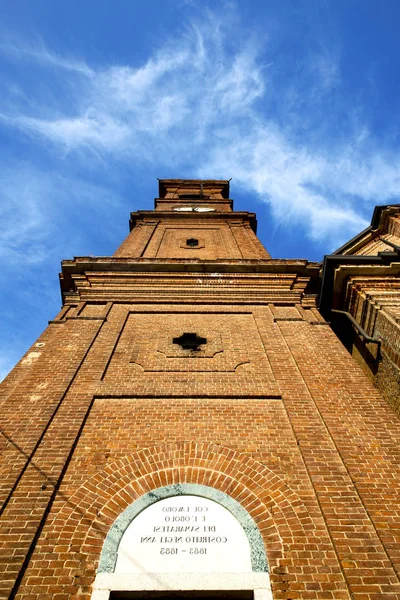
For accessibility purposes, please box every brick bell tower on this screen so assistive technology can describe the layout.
[1,180,400,600]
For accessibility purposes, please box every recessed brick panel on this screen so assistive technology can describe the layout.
[143,224,242,259]
[100,310,280,396]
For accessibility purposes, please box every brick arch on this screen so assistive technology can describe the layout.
[27,442,349,600]
[53,442,317,588]
[97,483,269,574]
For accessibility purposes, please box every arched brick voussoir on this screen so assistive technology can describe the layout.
[54,443,321,574]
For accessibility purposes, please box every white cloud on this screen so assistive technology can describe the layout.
[0,7,399,246]
[200,126,368,244]
[0,165,122,265]
[326,152,400,203]
[0,35,93,76]
[12,114,130,151]
[0,167,53,264]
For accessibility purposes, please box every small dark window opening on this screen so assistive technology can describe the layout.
[186,238,199,247]
[173,332,207,351]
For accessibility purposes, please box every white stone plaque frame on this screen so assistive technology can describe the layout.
[91,484,272,600]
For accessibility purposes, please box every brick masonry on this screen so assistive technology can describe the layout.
[1,180,400,599]
[323,205,400,415]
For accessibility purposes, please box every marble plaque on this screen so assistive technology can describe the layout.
[115,495,252,573]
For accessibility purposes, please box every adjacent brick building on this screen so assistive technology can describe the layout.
[1,180,400,600]
[320,203,400,415]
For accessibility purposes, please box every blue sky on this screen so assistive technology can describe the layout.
[1,0,400,380]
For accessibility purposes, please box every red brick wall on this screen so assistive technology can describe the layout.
[113,215,270,259]
[2,299,400,599]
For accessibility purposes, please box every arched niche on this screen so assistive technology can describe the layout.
[92,484,271,600]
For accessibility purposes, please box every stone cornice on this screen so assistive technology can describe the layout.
[129,210,258,232]
[59,257,320,306]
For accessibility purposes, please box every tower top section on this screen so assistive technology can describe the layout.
[155,179,232,212]
[110,178,272,259]
[158,179,230,198]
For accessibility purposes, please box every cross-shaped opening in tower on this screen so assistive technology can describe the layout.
[173,332,207,351]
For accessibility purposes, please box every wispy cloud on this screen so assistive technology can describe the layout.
[8,113,130,151]
[312,53,340,91]
[0,7,399,246]
[0,163,125,383]
[200,126,368,243]
[0,165,122,265]
[0,34,93,76]
[0,166,53,264]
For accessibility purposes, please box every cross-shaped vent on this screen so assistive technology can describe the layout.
[173,332,207,351]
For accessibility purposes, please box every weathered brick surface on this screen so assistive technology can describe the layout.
[1,181,399,599]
